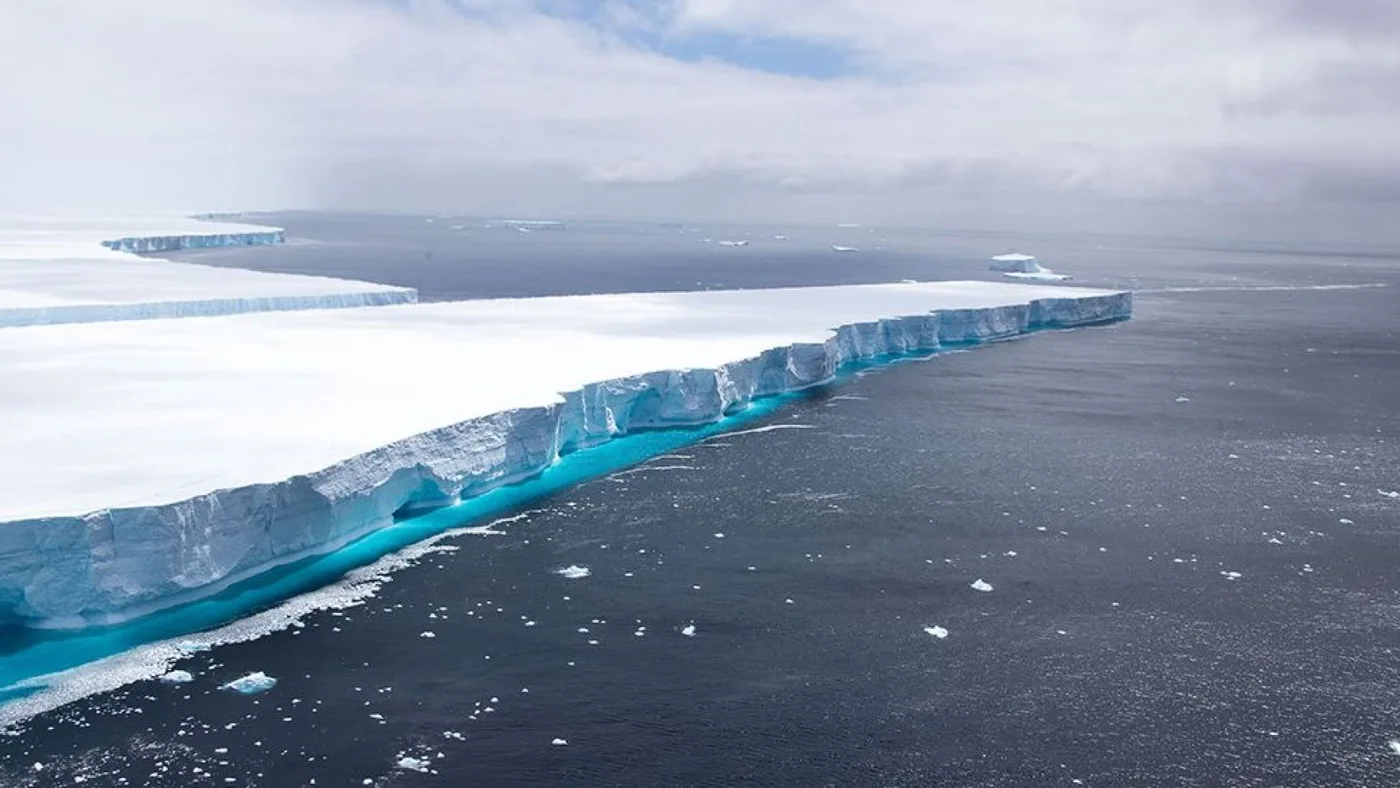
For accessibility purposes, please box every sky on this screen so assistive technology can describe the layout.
[1,0,1398,240]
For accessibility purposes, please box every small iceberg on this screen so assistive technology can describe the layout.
[221,672,277,695]
[681,624,697,637]
[989,253,1071,281]
[832,245,860,253]
[552,738,569,746]
[970,579,994,593]
[923,625,949,639]
[717,240,749,247]
[555,565,591,580]
[158,670,194,684]
[397,756,432,772]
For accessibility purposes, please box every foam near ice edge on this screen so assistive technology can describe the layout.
[0,289,1130,628]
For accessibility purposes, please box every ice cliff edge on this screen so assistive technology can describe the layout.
[100,227,285,254]
[0,285,1130,628]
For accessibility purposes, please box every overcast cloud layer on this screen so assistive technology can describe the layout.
[2,1,1397,238]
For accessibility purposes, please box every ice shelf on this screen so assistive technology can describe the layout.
[0,216,418,326]
[0,281,1129,627]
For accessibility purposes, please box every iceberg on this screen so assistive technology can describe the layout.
[0,279,1128,628]
[221,671,276,694]
[989,253,1071,282]
[0,217,417,326]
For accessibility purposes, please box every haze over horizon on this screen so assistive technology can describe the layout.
[3,1,1398,244]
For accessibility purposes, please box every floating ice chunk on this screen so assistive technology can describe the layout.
[1380,490,1400,499]
[420,631,436,638]
[1174,396,1191,403]
[552,738,568,746]
[1389,740,1400,756]
[1221,571,1242,581]
[396,756,431,772]
[221,672,277,695]
[555,565,591,580]
[717,240,748,247]
[970,579,994,593]
[831,245,860,253]
[990,253,1071,281]
[158,670,194,685]
[923,626,949,639]
[1339,518,1354,525]
[681,624,697,637]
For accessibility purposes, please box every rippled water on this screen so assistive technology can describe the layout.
[1,216,1397,786]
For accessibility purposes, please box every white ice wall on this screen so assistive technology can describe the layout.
[0,285,1130,627]
[0,217,418,326]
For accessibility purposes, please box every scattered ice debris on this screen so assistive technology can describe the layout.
[420,631,436,639]
[717,240,749,247]
[158,670,194,684]
[221,672,277,695]
[552,738,569,746]
[970,579,994,593]
[556,565,592,580]
[1381,490,1400,499]
[1174,396,1191,403]
[396,756,432,773]
[1221,571,1243,581]
[923,626,949,639]
[681,624,697,637]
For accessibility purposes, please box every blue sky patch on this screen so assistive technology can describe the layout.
[525,0,859,80]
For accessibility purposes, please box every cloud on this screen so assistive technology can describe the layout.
[1,0,1398,233]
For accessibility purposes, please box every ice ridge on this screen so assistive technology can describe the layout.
[0,291,1129,628]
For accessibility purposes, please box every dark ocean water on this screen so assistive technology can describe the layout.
[1,215,1398,786]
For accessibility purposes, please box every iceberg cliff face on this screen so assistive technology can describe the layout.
[100,229,286,253]
[0,290,418,328]
[0,218,417,327]
[0,288,1129,627]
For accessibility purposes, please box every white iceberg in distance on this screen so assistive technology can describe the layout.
[832,245,860,252]
[717,240,749,247]
[555,566,592,580]
[970,579,994,592]
[923,625,949,639]
[221,672,277,695]
[989,253,1071,282]
[158,670,194,684]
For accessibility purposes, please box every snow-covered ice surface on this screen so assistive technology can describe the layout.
[0,216,417,326]
[0,279,1127,627]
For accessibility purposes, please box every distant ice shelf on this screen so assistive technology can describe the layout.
[100,229,285,253]
[0,280,1130,627]
[0,216,418,326]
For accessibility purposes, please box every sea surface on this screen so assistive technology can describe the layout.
[1,215,1397,786]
